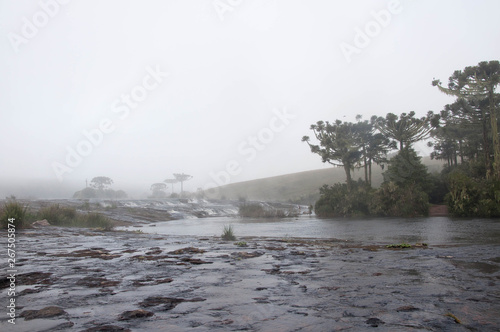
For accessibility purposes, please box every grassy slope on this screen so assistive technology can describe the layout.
[206,157,444,204]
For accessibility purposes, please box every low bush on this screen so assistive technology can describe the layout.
[239,203,297,218]
[370,182,429,218]
[1,200,29,228]
[445,171,500,217]
[386,243,412,248]
[78,212,114,230]
[221,224,236,241]
[37,204,114,229]
[314,182,372,218]
[38,205,76,226]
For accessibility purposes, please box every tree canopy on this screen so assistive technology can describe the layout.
[302,120,362,191]
[90,176,113,191]
[173,173,193,194]
[374,111,431,151]
[433,60,500,179]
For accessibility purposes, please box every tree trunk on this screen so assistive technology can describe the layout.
[363,147,368,184]
[482,108,492,178]
[490,89,500,180]
[368,158,372,187]
[399,140,404,151]
[343,163,352,192]
[459,139,464,163]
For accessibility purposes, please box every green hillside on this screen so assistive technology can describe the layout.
[205,157,444,204]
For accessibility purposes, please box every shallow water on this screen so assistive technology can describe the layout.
[120,215,500,245]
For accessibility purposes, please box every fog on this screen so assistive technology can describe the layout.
[1,0,499,198]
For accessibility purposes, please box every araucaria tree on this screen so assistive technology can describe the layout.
[374,111,431,151]
[355,115,393,186]
[90,176,113,191]
[433,60,500,180]
[163,178,178,194]
[173,173,193,195]
[302,120,362,191]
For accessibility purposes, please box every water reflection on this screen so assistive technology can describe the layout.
[120,216,500,245]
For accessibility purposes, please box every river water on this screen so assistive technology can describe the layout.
[121,215,500,245]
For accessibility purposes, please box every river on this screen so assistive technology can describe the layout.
[120,215,500,245]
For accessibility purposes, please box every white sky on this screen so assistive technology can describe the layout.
[1,0,499,196]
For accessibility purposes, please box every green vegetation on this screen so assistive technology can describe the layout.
[386,243,412,249]
[307,60,500,218]
[38,204,114,230]
[445,169,500,217]
[314,150,431,218]
[239,203,298,218]
[234,241,247,247]
[1,200,114,230]
[1,200,29,228]
[221,224,236,241]
[314,182,372,218]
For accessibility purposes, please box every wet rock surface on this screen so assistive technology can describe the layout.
[1,227,499,331]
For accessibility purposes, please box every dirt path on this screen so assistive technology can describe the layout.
[429,205,449,217]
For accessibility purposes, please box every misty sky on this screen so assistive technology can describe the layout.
[1,0,499,196]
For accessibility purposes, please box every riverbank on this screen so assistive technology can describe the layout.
[1,226,499,331]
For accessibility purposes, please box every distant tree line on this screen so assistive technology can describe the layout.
[304,60,500,218]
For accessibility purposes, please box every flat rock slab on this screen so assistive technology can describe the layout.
[118,309,154,320]
[20,306,67,320]
[2,227,499,331]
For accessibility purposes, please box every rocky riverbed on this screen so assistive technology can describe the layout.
[1,225,499,331]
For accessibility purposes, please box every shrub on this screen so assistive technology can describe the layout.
[38,205,77,226]
[77,212,114,230]
[221,224,236,241]
[1,200,29,228]
[383,148,433,194]
[446,171,500,217]
[314,182,372,218]
[386,243,412,248]
[239,203,298,218]
[73,187,97,199]
[370,182,429,217]
[37,204,114,229]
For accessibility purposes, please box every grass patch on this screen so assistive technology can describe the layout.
[239,203,298,218]
[1,200,29,228]
[234,241,247,247]
[221,224,236,241]
[37,204,113,230]
[78,212,114,230]
[386,243,412,249]
[38,204,77,226]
